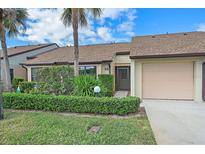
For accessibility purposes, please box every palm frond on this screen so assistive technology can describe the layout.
[88,8,102,18]
[4,18,19,37]
[3,8,28,37]
[61,8,72,26]
[15,9,28,32]
[78,8,87,27]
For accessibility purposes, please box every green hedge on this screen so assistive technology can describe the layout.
[12,78,24,91]
[19,81,46,93]
[98,74,114,96]
[3,93,141,115]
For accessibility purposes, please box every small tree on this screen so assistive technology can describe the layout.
[36,65,74,95]
[0,9,28,91]
[61,8,102,76]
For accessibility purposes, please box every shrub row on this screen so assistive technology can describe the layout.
[12,78,24,91]
[98,74,114,96]
[19,81,46,93]
[3,93,141,115]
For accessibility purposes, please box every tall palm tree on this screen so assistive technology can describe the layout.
[0,9,28,92]
[61,8,102,76]
[0,8,28,120]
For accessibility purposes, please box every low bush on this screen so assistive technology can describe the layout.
[98,74,114,96]
[19,81,46,94]
[19,81,37,93]
[36,65,74,95]
[73,75,107,97]
[12,78,24,91]
[3,93,141,115]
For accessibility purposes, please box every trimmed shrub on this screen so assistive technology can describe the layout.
[19,81,37,93]
[73,75,107,97]
[98,74,114,96]
[36,65,74,95]
[12,78,24,91]
[19,81,46,94]
[3,93,141,115]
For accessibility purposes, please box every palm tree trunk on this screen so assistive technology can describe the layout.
[72,8,79,76]
[1,28,12,92]
[0,9,4,120]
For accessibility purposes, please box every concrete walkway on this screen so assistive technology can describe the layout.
[114,91,129,98]
[144,100,205,145]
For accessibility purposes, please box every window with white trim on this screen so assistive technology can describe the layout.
[79,66,96,75]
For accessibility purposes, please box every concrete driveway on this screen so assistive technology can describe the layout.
[144,100,205,145]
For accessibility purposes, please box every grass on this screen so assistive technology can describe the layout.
[0,110,156,145]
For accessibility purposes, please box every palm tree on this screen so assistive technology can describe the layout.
[0,9,28,120]
[0,9,28,92]
[61,8,102,76]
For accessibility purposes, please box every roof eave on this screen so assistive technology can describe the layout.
[1,43,58,59]
[21,60,112,66]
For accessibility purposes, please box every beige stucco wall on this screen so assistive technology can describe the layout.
[113,55,131,64]
[101,63,110,74]
[14,66,27,80]
[131,57,205,102]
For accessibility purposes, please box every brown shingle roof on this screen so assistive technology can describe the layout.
[22,43,130,66]
[0,43,57,58]
[22,32,205,65]
[130,31,205,58]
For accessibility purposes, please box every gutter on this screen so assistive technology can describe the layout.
[20,60,113,67]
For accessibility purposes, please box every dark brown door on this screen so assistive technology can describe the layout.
[202,63,205,101]
[115,66,130,90]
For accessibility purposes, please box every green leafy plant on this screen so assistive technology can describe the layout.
[36,65,74,95]
[73,75,107,97]
[19,81,37,93]
[3,93,141,115]
[98,74,114,96]
[12,78,24,91]
[19,81,46,94]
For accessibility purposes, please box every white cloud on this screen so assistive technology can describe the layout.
[19,9,97,46]
[196,23,205,31]
[116,9,137,37]
[97,27,113,42]
[17,8,138,46]
[101,8,129,19]
[98,8,129,25]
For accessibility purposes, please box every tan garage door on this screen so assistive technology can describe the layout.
[142,62,194,100]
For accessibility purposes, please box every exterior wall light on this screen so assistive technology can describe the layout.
[94,86,101,97]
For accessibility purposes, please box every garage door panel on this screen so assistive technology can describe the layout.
[142,62,194,100]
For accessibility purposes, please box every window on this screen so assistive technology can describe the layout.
[79,66,96,75]
[31,68,41,81]
[121,69,128,79]
[10,69,14,82]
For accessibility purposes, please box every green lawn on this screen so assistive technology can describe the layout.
[0,110,156,145]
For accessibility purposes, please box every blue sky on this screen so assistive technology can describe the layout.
[3,8,205,48]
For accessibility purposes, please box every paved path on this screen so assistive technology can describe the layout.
[114,91,129,98]
[144,100,205,145]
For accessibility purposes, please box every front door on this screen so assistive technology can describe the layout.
[115,66,130,90]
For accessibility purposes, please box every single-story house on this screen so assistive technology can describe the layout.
[0,43,58,87]
[21,32,205,102]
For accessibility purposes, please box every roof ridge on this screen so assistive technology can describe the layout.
[9,43,56,49]
[132,31,205,38]
[64,42,131,48]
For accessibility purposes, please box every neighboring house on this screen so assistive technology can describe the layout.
[22,32,205,102]
[0,43,58,88]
